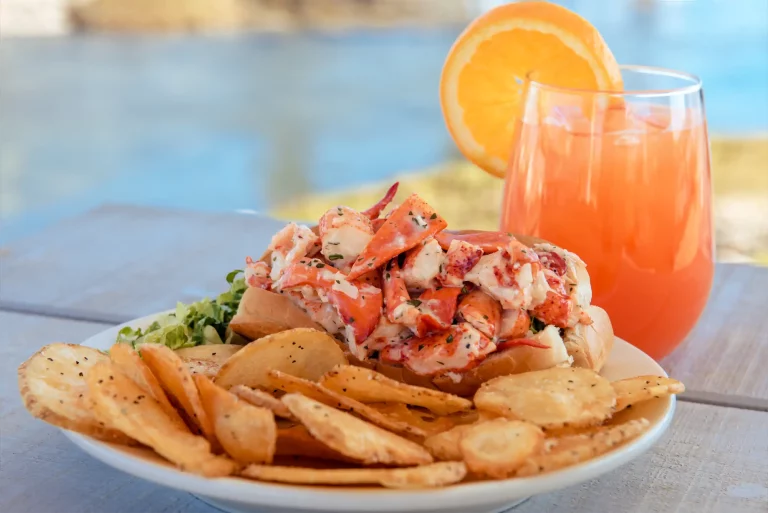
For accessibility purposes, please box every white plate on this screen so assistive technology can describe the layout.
[63,312,676,513]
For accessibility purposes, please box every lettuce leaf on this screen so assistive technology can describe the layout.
[116,270,247,349]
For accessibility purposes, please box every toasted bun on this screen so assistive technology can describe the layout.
[563,305,613,372]
[229,287,321,341]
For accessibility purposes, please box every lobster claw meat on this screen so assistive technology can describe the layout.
[456,289,502,340]
[244,256,272,290]
[276,259,382,359]
[434,231,517,254]
[362,182,399,220]
[380,323,496,376]
[348,193,448,280]
[413,286,463,337]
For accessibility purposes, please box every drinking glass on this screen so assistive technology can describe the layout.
[501,65,714,360]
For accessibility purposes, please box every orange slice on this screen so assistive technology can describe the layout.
[440,1,624,178]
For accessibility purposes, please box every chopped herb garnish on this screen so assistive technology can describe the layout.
[483,315,489,320]
[328,242,340,245]
[430,213,437,220]
[348,317,355,323]
[411,217,421,227]
[446,334,454,343]
[408,211,413,215]
[436,361,445,365]
[316,263,325,268]
[336,280,341,284]
[531,317,546,334]
[406,299,422,307]
[418,344,425,351]
[386,272,391,280]
[328,254,344,260]
[461,286,468,294]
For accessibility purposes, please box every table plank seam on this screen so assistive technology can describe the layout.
[675,391,768,413]
[0,300,127,325]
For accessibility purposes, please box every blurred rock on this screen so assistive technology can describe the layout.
[65,0,470,34]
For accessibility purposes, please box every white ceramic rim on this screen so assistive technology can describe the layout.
[61,312,676,512]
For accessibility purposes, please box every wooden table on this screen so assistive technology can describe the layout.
[2,205,767,513]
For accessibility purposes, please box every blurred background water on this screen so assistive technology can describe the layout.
[1,0,766,262]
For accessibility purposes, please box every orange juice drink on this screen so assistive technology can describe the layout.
[501,103,713,359]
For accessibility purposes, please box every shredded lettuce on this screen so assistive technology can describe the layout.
[116,269,247,349]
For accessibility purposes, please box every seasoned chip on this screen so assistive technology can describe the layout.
[140,344,217,444]
[516,418,651,476]
[423,424,472,461]
[281,393,433,466]
[215,329,347,390]
[231,385,296,421]
[176,344,243,378]
[612,376,685,412]
[320,365,472,415]
[267,370,427,438]
[474,367,616,429]
[241,461,466,489]
[87,361,236,477]
[17,343,133,444]
[195,375,276,465]
[109,343,185,427]
[276,425,357,463]
[368,403,455,437]
[459,419,543,478]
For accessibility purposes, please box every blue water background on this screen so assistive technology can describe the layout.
[1,0,766,244]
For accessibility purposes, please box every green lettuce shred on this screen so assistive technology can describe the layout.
[116,269,248,349]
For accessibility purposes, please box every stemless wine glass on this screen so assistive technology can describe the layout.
[501,65,714,360]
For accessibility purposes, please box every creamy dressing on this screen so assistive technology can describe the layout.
[329,277,360,299]
[402,239,444,290]
[268,223,320,280]
[465,256,542,310]
[322,225,372,270]
[442,372,463,384]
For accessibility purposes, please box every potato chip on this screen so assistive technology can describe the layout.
[459,419,543,478]
[139,344,217,444]
[231,385,296,421]
[194,375,276,465]
[474,367,616,429]
[241,461,467,489]
[17,343,133,444]
[87,361,236,477]
[516,418,650,477]
[267,370,427,438]
[176,344,244,378]
[281,393,433,466]
[320,365,472,415]
[423,424,472,461]
[109,343,185,427]
[612,376,685,412]
[368,403,455,437]
[215,329,347,390]
[276,425,357,463]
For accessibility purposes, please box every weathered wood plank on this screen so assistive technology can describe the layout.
[517,402,768,513]
[2,205,767,403]
[661,264,768,403]
[0,204,285,320]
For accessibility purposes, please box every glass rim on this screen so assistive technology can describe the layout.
[525,64,702,98]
